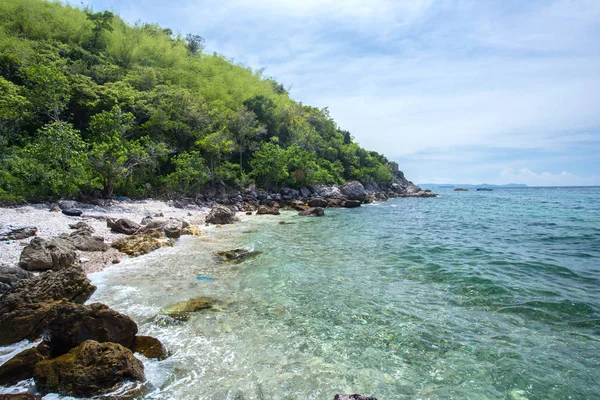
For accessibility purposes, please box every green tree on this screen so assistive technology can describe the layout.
[228,107,266,173]
[21,61,70,121]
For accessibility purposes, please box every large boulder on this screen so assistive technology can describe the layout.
[0,264,33,287]
[132,336,167,360]
[0,344,50,386]
[340,181,366,201]
[342,200,361,208]
[164,219,183,239]
[19,237,77,272]
[60,230,108,252]
[289,200,307,211]
[205,205,235,225]
[111,232,173,256]
[298,207,325,217]
[0,266,96,346]
[256,205,280,215]
[307,198,328,208]
[33,340,145,397]
[45,302,138,357]
[0,225,37,241]
[107,218,141,235]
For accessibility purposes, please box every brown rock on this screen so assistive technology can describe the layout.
[163,296,216,321]
[111,232,173,256]
[0,394,43,400]
[298,207,325,217]
[60,230,108,252]
[181,225,203,236]
[0,344,49,386]
[33,340,145,397]
[215,248,262,263]
[289,200,307,211]
[205,205,235,225]
[19,237,76,271]
[0,266,96,346]
[342,200,361,208]
[307,198,328,208]
[0,226,37,241]
[107,218,141,235]
[256,205,280,215]
[132,336,167,360]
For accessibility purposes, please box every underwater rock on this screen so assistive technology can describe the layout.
[0,344,50,386]
[334,395,378,400]
[0,266,96,346]
[163,297,216,321]
[214,248,262,263]
[111,232,173,256]
[19,237,77,271]
[298,207,325,217]
[132,336,167,360]
[33,340,145,397]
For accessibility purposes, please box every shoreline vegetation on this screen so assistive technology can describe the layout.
[0,0,433,398]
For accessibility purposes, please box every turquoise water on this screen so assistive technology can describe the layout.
[85,187,600,399]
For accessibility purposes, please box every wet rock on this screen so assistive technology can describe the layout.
[132,336,167,360]
[0,394,43,399]
[19,237,76,271]
[163,297,216,321]
[181,225,203,236]
[111,232,173,256]
[0,225,37,241]
[0,344,50,386]
[68,221,94,233]
[45,302,138,357]
[61,209,82,217]
[256,205,280,215]
[205,205,235,225]
[215,248,262,263]
[340,181,366,201]
[298,207,325,217]
[33,340,145,397]
[334,395,378,400]
[342,200,361,208]
[0,264,33,287]
[60,230,108,252]
[107,218,140,235]
[307,198,328,208]
[289,200,307,211]
[0,266,96,346]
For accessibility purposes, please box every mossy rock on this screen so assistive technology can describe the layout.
[214,248,262,263]
[162,297,216,321]
[111,232,173,256]
[181,225,203,236]
[132,335,167,360]
[0,344,49,386]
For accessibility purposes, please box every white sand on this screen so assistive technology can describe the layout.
[0,200,209,272]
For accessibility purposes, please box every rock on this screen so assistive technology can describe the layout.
[327,197,344,207]
[0,344,50,386]
[19,237,76,271]
[0,282,10,295]
[0,266,96,346]
[61,230,108,252]
[0,264,33,286]
[132,336,167,360]
[163,297,216,321]
[164,219,183,239]
[312,185,341,198]
[289,200,307,211]
[342,200,361,208]
[68,221,94,233]
[61,209,82,217]
[45,302,138,357]
[215,248,262,263]
[57,200,81,210]
[181,225,203,236]
[107,218,141,235]
[140,216,153,225]
[205,205,235,225]
[334,395,378,400]
[307,198,328,208]
[0,394,43,399]
[111,232,173,256]
[33,340,145,397]
[0,225,37,241]
[340,181,366,201]
[300,186,311,198]
[256,205,280,215]
[298,207,325,217]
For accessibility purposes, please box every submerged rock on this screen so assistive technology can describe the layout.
[0,344,50,386]
[256,205,280,215]
[298,207,325,217]
[334,395,378,400]
[0,225,37,241]
[19,237,77,271]
[33,340,145,397]
[111,232,173,256]
[215,248,262,263]
[0,266,96,346]
[163,297,216,321]
[205,205,235,225]
[132,336,167,360]
[107,218,141,235]
[45,302,138,357]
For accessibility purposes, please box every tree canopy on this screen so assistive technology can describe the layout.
[0,0,396,203]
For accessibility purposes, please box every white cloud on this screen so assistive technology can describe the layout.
[499,168,600,186]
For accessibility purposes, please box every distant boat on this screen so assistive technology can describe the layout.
[454,188,468,191]
[476,188,493,191]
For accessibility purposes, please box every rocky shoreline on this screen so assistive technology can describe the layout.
[0,178,433,398]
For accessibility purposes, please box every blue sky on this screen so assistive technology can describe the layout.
[71,0,600,185]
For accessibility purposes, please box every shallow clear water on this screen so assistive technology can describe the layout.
[9,187,600,399]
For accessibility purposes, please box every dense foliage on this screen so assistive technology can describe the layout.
[0,0,395,202]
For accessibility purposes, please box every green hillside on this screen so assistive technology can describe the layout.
[0,0,396,203]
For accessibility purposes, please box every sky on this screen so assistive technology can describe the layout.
[70,0,600,185]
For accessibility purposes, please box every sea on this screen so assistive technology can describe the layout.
[1,186,599,399]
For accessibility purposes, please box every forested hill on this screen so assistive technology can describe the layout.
[0,0,400,203]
